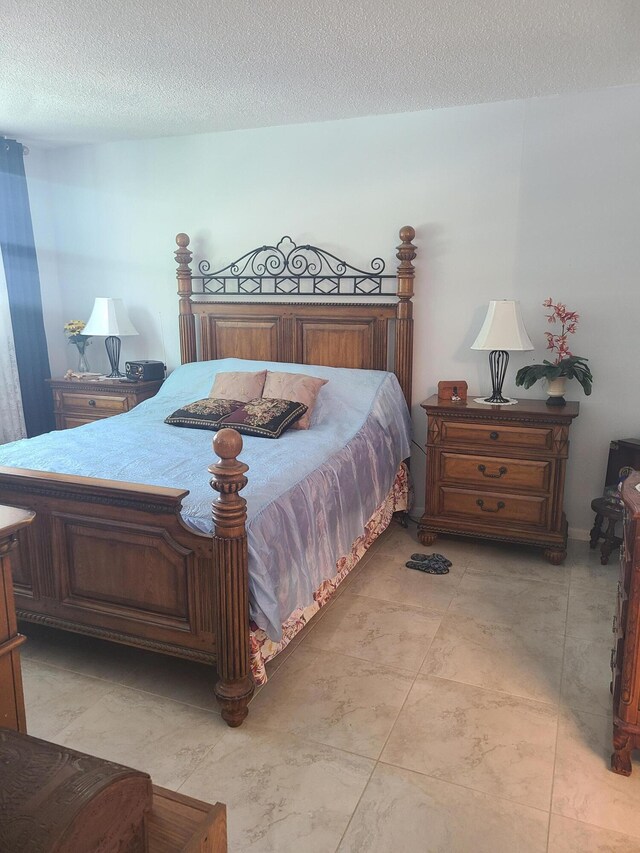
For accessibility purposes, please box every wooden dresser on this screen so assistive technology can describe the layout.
[418,395,579,564]
[0,505,34,733]
[611,471,640,776]
[49,377,163,429]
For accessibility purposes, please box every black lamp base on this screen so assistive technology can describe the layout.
[105,335,124,378]
[483,350,510,404]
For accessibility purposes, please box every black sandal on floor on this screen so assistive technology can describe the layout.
[410,553,452,568]
[405,560,450,574]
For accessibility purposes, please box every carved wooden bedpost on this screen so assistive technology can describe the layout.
[209,428,255,726]
[175,233,197,364]
[394,226,417,409]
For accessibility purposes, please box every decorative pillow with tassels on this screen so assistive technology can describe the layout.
[218,398,307,438]
[165,398,244,430]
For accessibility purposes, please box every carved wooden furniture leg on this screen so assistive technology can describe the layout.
[612,724,634,776]
[209,429,255,727]
[590,497,623,565]
[590,512,603,549]
[543,547,567,565]
[417,528,438,546]
[600,518,618,565]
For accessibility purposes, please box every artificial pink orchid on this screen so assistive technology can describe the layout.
[543,298,581,364]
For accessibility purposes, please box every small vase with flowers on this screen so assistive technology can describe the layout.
[64,320,92,373]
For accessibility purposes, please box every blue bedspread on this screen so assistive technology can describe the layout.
[0,359,411,639]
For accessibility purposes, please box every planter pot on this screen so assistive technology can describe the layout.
[545,376,567,406]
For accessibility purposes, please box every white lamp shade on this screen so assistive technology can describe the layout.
[470,300,533,351]
[83,298,139,337]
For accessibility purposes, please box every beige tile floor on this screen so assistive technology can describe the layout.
[20,523,640,852]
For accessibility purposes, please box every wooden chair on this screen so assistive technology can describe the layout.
[590,496,623,565]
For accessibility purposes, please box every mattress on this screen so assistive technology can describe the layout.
[0,358,411,640]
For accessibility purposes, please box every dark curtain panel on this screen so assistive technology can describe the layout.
[0,138,54,436]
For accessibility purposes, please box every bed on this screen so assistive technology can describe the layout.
[0,227,417,727]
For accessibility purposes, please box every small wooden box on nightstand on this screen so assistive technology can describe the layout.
[48,377,164,430]
[418,395,579,564]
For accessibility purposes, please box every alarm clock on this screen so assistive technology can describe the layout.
[125,360,165,381]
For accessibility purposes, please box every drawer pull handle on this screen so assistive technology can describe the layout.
[88,399,96,407]
[476,499,505,513]
[611,648,617,670]
[613,614,618,634]
[478,464,507,479]
[489,431,500,441]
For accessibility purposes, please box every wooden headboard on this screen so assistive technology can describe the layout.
[174,228,417,407]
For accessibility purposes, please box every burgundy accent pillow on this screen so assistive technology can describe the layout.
[262,371,328,429]
[209,370,267,402]
[218,398,307,438]
[165,398,244,430]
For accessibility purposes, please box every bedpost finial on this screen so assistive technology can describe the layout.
[213,428,244,462]
[396,225,416,269]
[209,428,248,502]
[176,233,190,248]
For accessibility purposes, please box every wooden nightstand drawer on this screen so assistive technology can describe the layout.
[59,391,128,415]
[438,486,548,528]
[49,378,164,430]
[439,419,554,452]
[61,416,97,429]
[439,452,552,492]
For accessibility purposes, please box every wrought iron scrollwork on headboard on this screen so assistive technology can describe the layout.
[192,236,396,297]
[175,227,417,406]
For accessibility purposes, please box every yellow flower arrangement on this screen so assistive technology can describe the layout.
[64,320,91,345]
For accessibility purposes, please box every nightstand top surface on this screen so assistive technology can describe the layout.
[48,377,163,391]
[421,394,579,419]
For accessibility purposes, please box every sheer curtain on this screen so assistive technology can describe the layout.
[0,255,26,442]
[0,137,54,437]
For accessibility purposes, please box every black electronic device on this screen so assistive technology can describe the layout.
[605,438,640,486]
[125,360,165,382]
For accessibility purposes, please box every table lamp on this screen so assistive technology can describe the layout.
[471,300,533,404]
[83,297,139,378]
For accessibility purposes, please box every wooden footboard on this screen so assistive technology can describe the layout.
[0,466,218,661]
[0,431,255,726]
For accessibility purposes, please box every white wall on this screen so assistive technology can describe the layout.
[26,85,640,536]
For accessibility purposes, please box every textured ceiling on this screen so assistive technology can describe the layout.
[2,0,640,146]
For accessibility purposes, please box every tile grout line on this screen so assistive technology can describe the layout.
[332,759,378,852]
[417,670,561,711]
[331,526,450,850]
[387,551,565,823]
[545,570,573,852]
[550,812,640,845]
[333,628,441,852]
[376,755,553,818]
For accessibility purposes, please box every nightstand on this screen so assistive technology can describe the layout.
[418,395,579,564]
[48,377,163,430]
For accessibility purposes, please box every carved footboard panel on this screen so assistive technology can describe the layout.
[0,466,217,664]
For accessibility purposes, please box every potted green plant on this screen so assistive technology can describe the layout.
[515,298,593,406]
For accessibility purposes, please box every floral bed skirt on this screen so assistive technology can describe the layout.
[249,461,410,684]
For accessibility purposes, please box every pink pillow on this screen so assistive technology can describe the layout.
[262,371,328,429]
[209,370,267,402]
